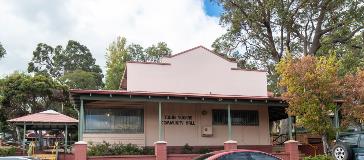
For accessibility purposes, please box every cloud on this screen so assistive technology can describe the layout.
[0,0,225,77]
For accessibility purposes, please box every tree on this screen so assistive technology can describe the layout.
[0,42,6,59]
[144,42,172,62]
[213,0,364,92]
[0,72,74,117]
[105,37,128,90]
[28,40,104,89]
[60,70,101,90]
[0,72,77,138]
[277,54,340,154]
[104,37,172,90]
[340,70,364,128]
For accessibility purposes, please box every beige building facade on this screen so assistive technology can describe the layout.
[71,46,287,148]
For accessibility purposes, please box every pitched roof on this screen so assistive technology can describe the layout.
[164,45,237,63]
[8,110,78,124]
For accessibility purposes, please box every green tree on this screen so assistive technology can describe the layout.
[277,54,340,154]
[144,42,172,62]
[104,37,172,90]
[60,70,100,90]
[28,40,104,89]
[0,72,77,135]
[0,42,6,59]
[0,72,75,117]
[214,0,364,93]
[105,37,128,90]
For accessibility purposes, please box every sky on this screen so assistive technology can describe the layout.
[0,0,225,77]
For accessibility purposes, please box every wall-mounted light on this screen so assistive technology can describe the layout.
[201,110,208,115]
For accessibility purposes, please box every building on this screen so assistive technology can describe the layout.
[70,46,288,150]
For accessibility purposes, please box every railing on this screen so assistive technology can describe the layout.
[305,143,318,156]
[272,133,297,145]
[272,134,289,145]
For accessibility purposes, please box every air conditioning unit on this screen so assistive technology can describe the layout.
[202,126,213,137]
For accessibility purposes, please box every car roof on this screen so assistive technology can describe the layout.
[206,149,282,160]
[339,131,364,135]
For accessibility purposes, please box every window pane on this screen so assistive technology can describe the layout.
[212,109,259,126]
[212,110,227,125]
[85,108,143,133]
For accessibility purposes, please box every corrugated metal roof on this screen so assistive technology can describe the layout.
[70,89,282,100]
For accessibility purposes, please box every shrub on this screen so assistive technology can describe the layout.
[0,146,16,156]
[87,141,154,156]
[141,146,154,155]
[197,148,210,154]
[87,141,112,156]
[181,143,193,154]
[304,155,333,160]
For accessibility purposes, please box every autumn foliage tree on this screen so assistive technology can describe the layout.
[340,71,364,128]
[277,54,340,154]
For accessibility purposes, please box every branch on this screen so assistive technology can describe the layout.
[320,23,345,35]
[332,27,364,44]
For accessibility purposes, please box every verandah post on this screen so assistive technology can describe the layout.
[158,101,163,141]
[65,125,68,153]
[227,104,232,140]
[23,123,26,155]
[224,104,237,150]
[79,99,84,141]
[288,116,293,140]
[334,105,340,139]
[155,101,167,160]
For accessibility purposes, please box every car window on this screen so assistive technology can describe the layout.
[339,134,359,145]
[360,134,364,147]
[249,152,280,160]
[217,152,250,160]
[217,152,280,160]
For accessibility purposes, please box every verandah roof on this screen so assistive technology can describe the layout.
[70,89,289,121]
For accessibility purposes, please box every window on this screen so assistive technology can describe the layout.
[212,109,259,126]
[360,134,364,147]
[85,108,144,133]
[338,134,359,145]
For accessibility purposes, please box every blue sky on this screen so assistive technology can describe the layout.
[203,0,224,17]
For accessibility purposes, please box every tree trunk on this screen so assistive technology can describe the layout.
[16,127,21,143]
[322,133,330,155]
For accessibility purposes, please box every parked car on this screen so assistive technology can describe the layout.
[332,132,364,160]
[0,157,38,160]
[193,149,282,160]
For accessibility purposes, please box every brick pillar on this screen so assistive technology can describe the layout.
[155,141,167,160]
[224,140,237,150]
[284,140,299,160]
[73,141,87,160]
